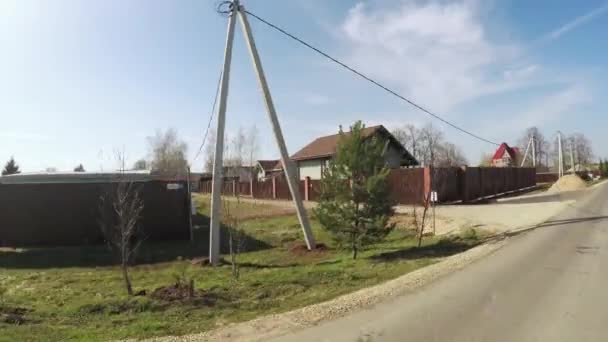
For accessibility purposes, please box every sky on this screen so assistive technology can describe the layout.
[1,0,607,172]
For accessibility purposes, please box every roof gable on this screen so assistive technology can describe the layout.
[492,143,518,160]
[290,125,417,164]
[256,160,279,172]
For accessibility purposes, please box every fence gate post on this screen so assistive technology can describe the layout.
[423,167,431,204]
[232,180,236,196]
[304,176,310,201]
[272,177,277,199]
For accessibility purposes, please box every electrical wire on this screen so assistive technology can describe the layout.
[243,9,500,146]
[192,70,223,162]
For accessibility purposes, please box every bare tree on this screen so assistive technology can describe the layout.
[74,164,85,172]
[222,130,250,279]
[246,125,259,167]
[568,133,593,166]
[98,154,145,296]
[393,124,422,162]
[45,167,58,172]
[518,127,550,168]
[419,123,444,167]
[148,128,188,178]
[203,129,217,173]
[132,159,148,170]
[436,142,468,167]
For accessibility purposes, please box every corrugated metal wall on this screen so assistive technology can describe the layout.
[0,180,190,247]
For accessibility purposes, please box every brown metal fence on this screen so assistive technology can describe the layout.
[386,168,426,205]
[0,180,191,247]
[199,167,537,206]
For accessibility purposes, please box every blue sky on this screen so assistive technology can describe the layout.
[1,0,607,172]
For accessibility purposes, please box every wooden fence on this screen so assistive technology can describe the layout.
[199,167,537,205]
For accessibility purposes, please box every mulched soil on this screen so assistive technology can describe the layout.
[288,242,329,256]
[150,283,221,306]
[0,306,30,325]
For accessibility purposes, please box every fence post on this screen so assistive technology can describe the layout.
[272,177,277,199]
[250,178,254,198]
[460,166,467,202]
[232,180,236,196]
[304,176,310,201]
[423,167,431,204]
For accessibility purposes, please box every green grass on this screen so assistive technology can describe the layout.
[0,199,483,342]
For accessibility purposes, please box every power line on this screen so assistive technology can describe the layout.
[193,70,223,163]
[243,9,500,146]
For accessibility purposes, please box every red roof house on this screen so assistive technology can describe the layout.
[491,143,520,167]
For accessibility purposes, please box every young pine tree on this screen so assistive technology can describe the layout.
[2,157,20,176]
[314,121,395,259]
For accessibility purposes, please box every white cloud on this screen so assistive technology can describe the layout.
[340,1,531,112]
[503,64,539,80]
[543,3,608,42]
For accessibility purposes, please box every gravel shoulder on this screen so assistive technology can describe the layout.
[156,185,602,342]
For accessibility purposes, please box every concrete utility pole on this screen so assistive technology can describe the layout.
[570,139,575,174]
[521,136,532,167]
[531,134,536,167]
[237,4,316,250]
[557,132,563,178]
[209,1,238,266]
[208,1,316,265]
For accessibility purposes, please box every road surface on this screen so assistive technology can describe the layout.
[272,184,608,342]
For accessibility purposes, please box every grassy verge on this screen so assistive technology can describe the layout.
[0,197,483,341]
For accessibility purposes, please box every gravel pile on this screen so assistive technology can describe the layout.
[548,174,587,193]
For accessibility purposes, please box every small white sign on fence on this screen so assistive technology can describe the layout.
[430,191,438,203]
[166,183,183,190]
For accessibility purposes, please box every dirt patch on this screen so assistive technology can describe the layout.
[0,306,30,324]
[150,283,221,306]
[288,243,329,256]
[548,174,587,193]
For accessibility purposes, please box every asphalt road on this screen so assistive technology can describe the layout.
[272,183,608,342]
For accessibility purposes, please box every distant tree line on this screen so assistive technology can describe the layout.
[392,123,468,167]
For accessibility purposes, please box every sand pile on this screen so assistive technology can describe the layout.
[548,174,587,193]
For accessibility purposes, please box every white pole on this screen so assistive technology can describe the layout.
[209,4,238,266]
[570,139,575,174]
[237,5,316,249]
[557,132,563,178]
[520,136,532,167]
[531,135,536,167]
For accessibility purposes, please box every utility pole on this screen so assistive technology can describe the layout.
[238,4,315,250]
[208,1,316,265]
[570,139,575,174]
[209,0,238,266]
[557,132,563,178]
[531,134,536,167]
[520,136,532,167]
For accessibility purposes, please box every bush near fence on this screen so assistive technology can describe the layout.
[199,167,537,206]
